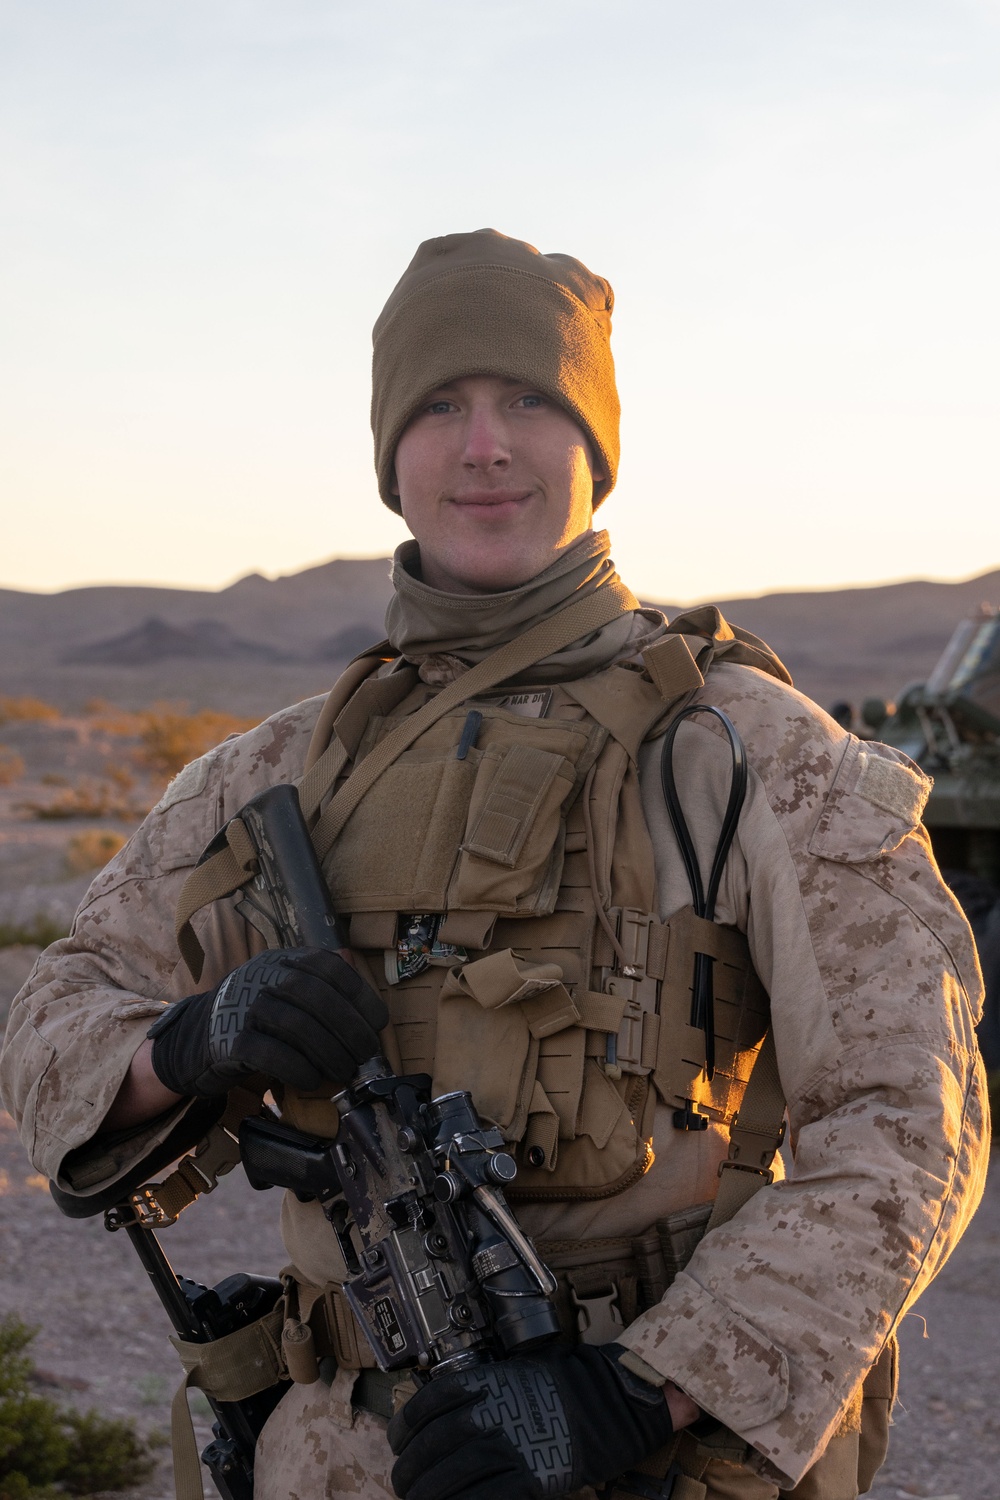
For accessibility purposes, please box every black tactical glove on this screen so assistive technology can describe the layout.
[388,1343,673,1500]
[148,948,388,1097]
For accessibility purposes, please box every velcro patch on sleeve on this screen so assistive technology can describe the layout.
[808,738,933,863]
[855,749,931,826]
[154,751,215,813]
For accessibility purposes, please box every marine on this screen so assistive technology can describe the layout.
[0,228,989,1500]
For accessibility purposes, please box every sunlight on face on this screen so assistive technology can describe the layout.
[392,375,600,594]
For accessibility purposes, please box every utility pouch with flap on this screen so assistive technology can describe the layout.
[321,703,605,920]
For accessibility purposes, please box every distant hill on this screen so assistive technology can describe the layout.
[1,554,998,718]
[0,557,395,716]
[704,569,1000,710]
[62,616,297,666]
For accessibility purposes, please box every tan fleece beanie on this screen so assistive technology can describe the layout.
[371,228,620,513]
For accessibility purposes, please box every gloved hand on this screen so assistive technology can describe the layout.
[148,948,388,1097]
[388,1343,674,1500]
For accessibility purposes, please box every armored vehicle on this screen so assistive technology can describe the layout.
[850,607,1000,1066]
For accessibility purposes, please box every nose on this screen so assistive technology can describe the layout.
[461,402,511,472]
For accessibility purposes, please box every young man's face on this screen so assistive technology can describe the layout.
[391,374,601,594]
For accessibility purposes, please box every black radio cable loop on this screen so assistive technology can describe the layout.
[659,704,748,1083]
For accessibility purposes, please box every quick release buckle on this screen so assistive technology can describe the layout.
[570,1284,624,1346]
[104,1184,178,1231]
[717,1159,775,1185]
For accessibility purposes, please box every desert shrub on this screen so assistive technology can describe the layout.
[64,831,128,876]
[0,919,66,950]
[21,781,124,821]
[0,749,25,787]
[0,699,60,726]
[39,774,67,788]
[101,763,135,793]
[56,1410,154,1495]
[135,706,257,778]
[82,703,141,737]
[0,1317,153,1497]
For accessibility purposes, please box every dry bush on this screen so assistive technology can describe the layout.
[65,830,128,876]
[99,762,136,795]
[40,772,68,787]
[22,778,133,821]
[135,705,257,778]
[84,701,141,737]
[0,917,66,949]
[0,747,25,786]
[0,697,60,725]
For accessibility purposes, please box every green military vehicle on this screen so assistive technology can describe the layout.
[834,607,1000,1066]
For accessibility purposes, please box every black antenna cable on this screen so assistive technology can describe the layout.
[660,705,748,1082]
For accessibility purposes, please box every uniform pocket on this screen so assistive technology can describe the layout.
[808,737,931,864]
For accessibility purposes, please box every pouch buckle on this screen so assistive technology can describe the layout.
[570,1284,624,1345]
[717,1159,774,1185]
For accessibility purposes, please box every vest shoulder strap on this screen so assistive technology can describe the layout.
[665,604,793,687]
[300,643,397,814]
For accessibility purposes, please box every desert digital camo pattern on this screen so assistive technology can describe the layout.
[619,664,988,1488]
[0,649,988,1494]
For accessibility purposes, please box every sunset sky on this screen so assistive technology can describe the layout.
[2,1,998,604]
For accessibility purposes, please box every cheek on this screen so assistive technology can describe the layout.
[566,443,597,498]
[392,432,419,494]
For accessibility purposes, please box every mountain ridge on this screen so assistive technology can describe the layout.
[2,556,998,718]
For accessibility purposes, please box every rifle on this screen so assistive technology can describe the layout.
[230,783,560,1375]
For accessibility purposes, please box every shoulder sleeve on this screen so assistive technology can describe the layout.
[622,663,989,1487]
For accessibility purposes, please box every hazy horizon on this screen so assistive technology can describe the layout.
[3,549,998,610]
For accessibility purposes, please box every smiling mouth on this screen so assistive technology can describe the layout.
[449,490,533,508]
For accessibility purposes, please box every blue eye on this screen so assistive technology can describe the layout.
[517,393,545,409]
[426,400,455,415]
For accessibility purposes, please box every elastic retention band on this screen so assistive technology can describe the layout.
[659,706,748,1080]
